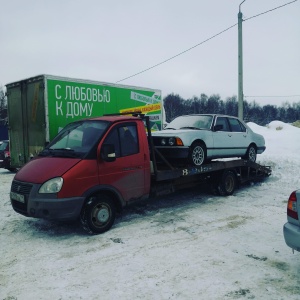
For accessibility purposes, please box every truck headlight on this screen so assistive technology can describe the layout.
[39,177,63,193]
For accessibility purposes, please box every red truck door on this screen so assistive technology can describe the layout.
[98,121,150,201]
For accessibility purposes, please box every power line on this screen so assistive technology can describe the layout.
[116,0,298,83]
[245,95,300,98]
[243,0,298,22]
[116,23,237,83]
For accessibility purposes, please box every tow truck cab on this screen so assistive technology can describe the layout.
[10,115,151,231]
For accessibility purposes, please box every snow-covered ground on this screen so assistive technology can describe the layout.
[1,121,300,300]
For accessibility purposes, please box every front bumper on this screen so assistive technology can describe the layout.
[155,146,189,159]
[10,180,85,221]
[283,222,300,252]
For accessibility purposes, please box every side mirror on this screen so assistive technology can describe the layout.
[101,144,116,162]
[214,124,223,131]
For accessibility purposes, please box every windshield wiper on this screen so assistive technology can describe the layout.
[180,126,201,130]
[38,148,77,158]
[51,148,74,151]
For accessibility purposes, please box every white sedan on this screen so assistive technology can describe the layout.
[151,114,266,166]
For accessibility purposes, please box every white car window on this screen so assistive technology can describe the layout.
[228,118,246,132]
[215,117,230,132]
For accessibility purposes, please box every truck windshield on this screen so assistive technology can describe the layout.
[39,120,109,158]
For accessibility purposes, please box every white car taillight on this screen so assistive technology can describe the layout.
[287,191,298,219]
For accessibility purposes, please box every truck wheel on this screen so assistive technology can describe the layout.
[80,195,116,234]
[243,145,257,162]
[189,142,206,166]
[217,170,237,196]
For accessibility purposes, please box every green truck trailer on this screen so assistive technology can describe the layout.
[6,75,162,169]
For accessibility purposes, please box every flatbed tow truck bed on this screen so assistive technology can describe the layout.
[144,113,271,196]
[153,159,271,182]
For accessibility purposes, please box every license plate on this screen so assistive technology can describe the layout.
[10,192,25,203]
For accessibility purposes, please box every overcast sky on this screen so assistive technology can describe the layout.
[1,0,299,106]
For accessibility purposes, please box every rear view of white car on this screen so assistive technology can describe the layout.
[283,190,300,252]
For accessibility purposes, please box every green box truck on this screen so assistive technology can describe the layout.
[6,75,162,169]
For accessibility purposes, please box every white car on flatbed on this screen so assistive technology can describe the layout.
[151,114,266,166]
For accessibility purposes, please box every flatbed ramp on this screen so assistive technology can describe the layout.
[154,159,271,181]
[152,159,271,196]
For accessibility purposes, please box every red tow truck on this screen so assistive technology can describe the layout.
[10,114,271,234]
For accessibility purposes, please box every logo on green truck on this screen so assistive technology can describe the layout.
[47,79,162,140]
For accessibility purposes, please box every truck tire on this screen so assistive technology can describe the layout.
[189,142,206,166]
[217,170,237,196]
[80,195,116,234]
[243,144,257,162]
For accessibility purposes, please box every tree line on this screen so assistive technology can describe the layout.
[1,85,300,126]
[164,93,300,125]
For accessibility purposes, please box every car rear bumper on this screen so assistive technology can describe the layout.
[257,146,266,154]
[0,158,11,169]
[283,222,300,252]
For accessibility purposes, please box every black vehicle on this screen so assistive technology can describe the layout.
[0,140,14,171]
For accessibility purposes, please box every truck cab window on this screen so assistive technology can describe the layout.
[103,124,139,158]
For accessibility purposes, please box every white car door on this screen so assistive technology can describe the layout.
[227,117,249,156]
[211,116,233,157]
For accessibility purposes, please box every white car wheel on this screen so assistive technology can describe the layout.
[244,145,257,162]
[189,142,206,166]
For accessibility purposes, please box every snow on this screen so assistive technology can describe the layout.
[1,121,300,300]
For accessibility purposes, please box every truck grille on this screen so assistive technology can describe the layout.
[11,180,33,215]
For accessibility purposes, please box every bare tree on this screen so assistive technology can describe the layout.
[0,86,7,125]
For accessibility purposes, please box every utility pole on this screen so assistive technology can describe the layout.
[238,0,246,120]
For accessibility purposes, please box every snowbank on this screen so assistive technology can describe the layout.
[1,122,300,300]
